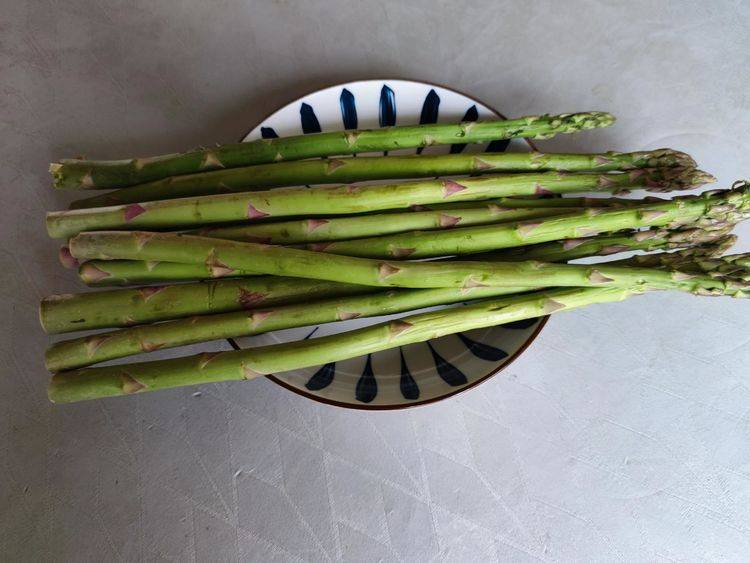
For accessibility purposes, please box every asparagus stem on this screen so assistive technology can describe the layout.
[191,205,577,244]
[51,112,616,190]
[67,230,746,291]
[303,185,749,258]
[45,239,738,370]
[47,263,750,404]
[46,168,711,239]
[419,196,658,210]
[69,148,693,207]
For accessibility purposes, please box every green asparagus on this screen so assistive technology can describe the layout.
[46,168,711,239]
[47,263,750,403]
[69,148,693,207]
[44,236,737,370]
[51,112,616,190]
[302,185,749,258]
[44,224,730,332]
[67,230,747,291]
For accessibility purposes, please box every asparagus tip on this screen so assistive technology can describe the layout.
[49,162,63,187]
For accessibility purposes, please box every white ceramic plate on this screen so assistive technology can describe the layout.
[233,79,546,409]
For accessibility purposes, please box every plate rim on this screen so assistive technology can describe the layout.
[233,77,549,411]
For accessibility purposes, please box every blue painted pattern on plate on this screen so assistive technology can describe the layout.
[339,88,358,130]
[355,355,378,403]
[300,102,322,133]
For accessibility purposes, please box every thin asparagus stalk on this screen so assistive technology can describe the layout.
[40,277,375,334]
[51,112,616,190]
[191,205,578,244]
[70,148,693,207]
[46,168,710,239]
[416,195,657,210]
[46,224,724,333]
[44,239,736,370]
[481,226,736,262]
[67,230,745,291]
[302,185,749,258]
[47,265,750,404]
[77,258,259,286]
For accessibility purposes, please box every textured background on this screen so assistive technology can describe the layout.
[3,1,750,561]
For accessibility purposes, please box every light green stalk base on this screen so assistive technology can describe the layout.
[70,148,693,207]
[46,168,711,239]
[51,112,616,190]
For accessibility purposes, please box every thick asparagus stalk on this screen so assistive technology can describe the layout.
[44,238,737,370]
[192,205,577,244]
[67,230,744,291]
[70,148,694,207]
[46,168,710,239]
[51,112,616,190]
[47,267,750,404]
[40,277,374,334]
[303,185,749,258]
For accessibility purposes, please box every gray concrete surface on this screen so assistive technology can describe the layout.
[2,1,750,561]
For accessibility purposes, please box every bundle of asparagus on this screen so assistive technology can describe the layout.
[41,111,750,404]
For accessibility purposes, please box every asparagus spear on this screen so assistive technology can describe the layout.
[46,225,725,333]
[481,226,736,262]
[44,237,737,370]
[46,168,710,239]
[47,262,750,404]
[67,230,744,291]
[191,205,578,244]
[419,196,655,210]
[302,185,749,258]
[50,112,616,190]
[70,148,694,207]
